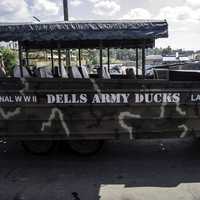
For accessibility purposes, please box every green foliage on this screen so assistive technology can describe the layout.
[162,46,172,55]
[88,50,98,65]
[82,49,98,65]
[0,48,17,74]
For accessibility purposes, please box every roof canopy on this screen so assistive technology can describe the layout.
[0,20,168,49]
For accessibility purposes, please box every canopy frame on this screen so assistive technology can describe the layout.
[5,20,168,79]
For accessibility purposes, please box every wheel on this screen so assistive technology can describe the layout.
[21,140,55,155]
[67,140,104,156]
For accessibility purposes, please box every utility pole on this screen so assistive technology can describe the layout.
[63,0,69,20]
[63,0,70,67]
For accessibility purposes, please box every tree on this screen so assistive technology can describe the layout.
[83,49,98,65]
[162,46,172,55]
[0,48,17,74]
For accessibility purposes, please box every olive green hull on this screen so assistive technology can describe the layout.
[0,78,199,140]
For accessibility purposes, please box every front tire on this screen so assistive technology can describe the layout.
[21,140,55,155]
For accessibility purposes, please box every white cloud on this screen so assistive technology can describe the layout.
[157,6,197,22]
[69,17,77,20]
[185,0,200,7]
[0,0,75,23]
[120,5,200,50]
[0,0,199,50]
[70,0,82,7]
[122,8,152,20]
[156,6,200,35]
[88,0,100,2]
[0,0,31,22]
[30,0,63,21]
[31,0,59,16]
[93,0,120,16]
[155,5,200,50]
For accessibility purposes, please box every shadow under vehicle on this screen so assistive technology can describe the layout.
[0,20,200,155]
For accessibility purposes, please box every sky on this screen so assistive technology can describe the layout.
[0,0,200,50]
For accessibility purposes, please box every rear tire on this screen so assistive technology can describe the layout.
[21,140,55,155]
[68,140,104,156]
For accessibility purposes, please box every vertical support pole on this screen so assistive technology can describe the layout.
[66,49,70,67]
[51,48,54,72]
[58,44,62,77]
[25,49,29,67]
[63,0,70,68]
[107,48,110,72]
[136,48,139,78]
[78,48,81,67]
[142,46,146,79]
[18,42,23,77]
[45,49,48,61]
[99,42,103,78]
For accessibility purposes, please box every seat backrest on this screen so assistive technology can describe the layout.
[102,66,111,79]
[51,66,68,78]
[154,69,169,79]
[60,65,68,78]
[53,66,59,77]
[126,68,136,79]
[0,67,6,78]
[68,66,82,79]
[97,66,111,79]
[36,67,53,78]
[153,69,158,79]
[13,66,31,78]
[78,66,89,79]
